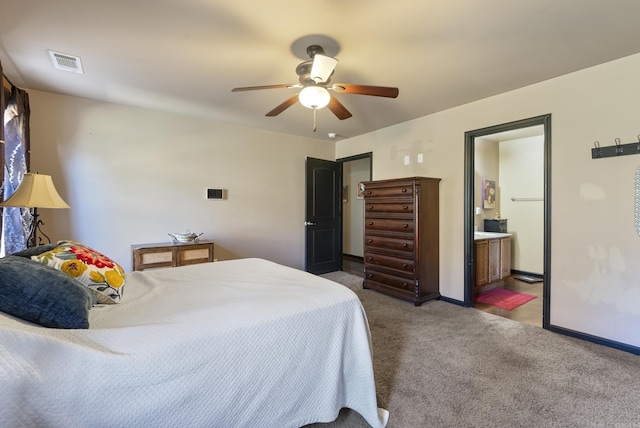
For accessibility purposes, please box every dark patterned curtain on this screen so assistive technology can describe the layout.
[0,62,4,253]
[1,64,31,255]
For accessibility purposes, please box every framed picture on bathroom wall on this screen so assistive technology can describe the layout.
[483,179,496,209]
[357,182,365,199]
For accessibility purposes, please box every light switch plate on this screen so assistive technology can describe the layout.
[206,188,226,200]
[404,155,410,165]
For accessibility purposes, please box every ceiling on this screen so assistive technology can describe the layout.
[2,0,640,141]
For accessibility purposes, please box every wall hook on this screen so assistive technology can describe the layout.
[615,138,623,154]
[591,136,640,159]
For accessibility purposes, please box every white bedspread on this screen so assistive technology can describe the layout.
[0,258,388,428]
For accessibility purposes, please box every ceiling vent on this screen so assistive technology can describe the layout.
[48,50,84,74]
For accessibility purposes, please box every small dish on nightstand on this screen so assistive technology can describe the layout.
[168,230,203,244]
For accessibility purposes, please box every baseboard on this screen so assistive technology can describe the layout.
[510,269,543,279]
[342,254,364,262]
[547,324,640,355]
[439,296,465,306]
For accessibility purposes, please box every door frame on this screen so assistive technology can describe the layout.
[463,114,551,329]
[337,151,372,258]
[303,152,372,273]
[337,152,372,171]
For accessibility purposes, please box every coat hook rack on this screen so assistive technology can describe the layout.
[591,135,640,159]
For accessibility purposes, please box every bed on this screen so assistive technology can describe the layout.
[0,251,388,428]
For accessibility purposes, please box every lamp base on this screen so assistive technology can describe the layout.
[26,208,51,248]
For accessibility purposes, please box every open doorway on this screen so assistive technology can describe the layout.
[464,115,551,329]
[338,152,372,277]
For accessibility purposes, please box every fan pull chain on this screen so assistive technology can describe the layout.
[313,108,318,132]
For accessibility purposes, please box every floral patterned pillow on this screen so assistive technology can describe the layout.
[32,240,126,304]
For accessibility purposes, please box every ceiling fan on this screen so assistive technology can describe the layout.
[231,43,399,131]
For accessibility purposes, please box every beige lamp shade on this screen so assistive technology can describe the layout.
[0,173,70,209]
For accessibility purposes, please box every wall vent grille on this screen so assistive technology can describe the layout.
[48,50,84,74]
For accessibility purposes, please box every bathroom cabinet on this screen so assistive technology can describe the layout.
[474,235,511,292]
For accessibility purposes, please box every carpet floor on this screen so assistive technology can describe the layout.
[310,271,640,428]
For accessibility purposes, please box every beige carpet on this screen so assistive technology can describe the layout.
[320,271,364,292]
[311,271,640,428]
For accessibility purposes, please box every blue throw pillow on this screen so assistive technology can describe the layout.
[0,255,96,329]
[10,243,57,258]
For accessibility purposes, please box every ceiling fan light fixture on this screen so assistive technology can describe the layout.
[232,37,398,124]
[298,86,330,109]
[310,54,338,83]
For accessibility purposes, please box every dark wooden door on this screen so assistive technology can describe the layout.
[305,157,342,274]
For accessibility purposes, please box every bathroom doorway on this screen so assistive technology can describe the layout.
[338,152,372,276]
[464,115,551,329]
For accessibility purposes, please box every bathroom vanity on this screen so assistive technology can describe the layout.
[474,232,511,293]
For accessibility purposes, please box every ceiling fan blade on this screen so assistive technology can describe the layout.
[332,84,399,98]
[232,84,298,92]
[327,95,352,120]
[265,95,299,117]
[310,54,338,83]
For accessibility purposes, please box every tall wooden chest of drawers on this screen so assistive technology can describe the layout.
[362,177,441,306]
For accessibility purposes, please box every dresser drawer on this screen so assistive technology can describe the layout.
[364,268,415,293]
[178,247,212,265]
[365,218,414,233]
[364,235,414,253]
[365,202,414,214]
[365,252,414,273]
[363,183,414,199]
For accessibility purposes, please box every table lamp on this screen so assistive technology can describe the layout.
[0,173,70,247]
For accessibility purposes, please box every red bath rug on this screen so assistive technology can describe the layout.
[476,288,537,310]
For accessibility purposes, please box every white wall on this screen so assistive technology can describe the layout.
[499,136,544,273]
[474,137,500,227]
[28,91,334,272]
[342,157,369,257]
[337,53,640,347]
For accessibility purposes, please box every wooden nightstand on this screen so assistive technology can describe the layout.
[131,241,214,271]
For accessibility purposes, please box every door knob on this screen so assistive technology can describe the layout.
[304,221,316,226]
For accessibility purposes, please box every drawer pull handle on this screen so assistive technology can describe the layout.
[403,282,408,287]
[402,188,407,193]
[403,224,409,228]
[367,273,373,278]
[367,239,373,243]
[368,222,374,226]
[368,205,373,209]
[403,205,408,210]
[403,243,408,247]
[367,257,373,261]
[402,263,408,268]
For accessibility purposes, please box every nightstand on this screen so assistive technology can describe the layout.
[131,241,214,271]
